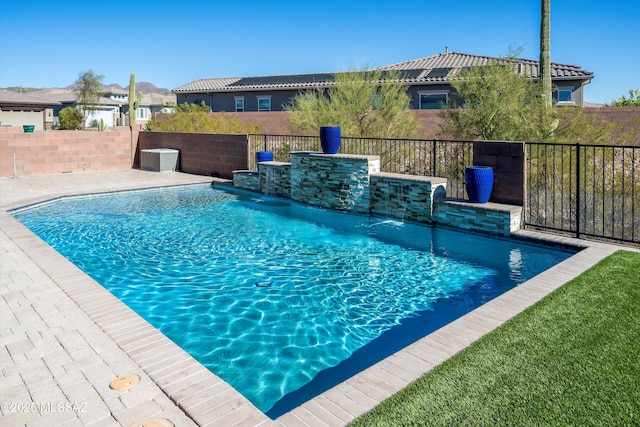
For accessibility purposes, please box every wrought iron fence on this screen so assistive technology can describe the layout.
[526,142,639,244]
[248,134,639,245]
[248,134,474,199]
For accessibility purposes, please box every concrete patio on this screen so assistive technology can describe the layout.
[0,170,632,426]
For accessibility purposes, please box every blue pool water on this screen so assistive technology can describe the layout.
[13,184,573,417]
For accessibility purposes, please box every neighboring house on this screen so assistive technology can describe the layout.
[0,90,60,130]
[35,88,176,128]
[35,89,123,129]
[127,93,176,124]
[173,50,594,111]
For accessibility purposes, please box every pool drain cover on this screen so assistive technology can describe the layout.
[129,418,174,427]
[109,374,140,391]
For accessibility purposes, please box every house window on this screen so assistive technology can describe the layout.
[235,97,244,112]
[556,89,573,104]
[136,108,150,120]
[418,92,448,109]
[257,96,271,112]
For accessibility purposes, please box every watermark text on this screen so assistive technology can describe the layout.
[1,401,87,414]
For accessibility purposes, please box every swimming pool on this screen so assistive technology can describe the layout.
[12,184,573,417]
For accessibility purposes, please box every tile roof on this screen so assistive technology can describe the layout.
[141,93,176,106]
[29,91,176,108]
[173,74,334,93]
[0,90,62,106]
[173,51,593,94]
[380,51,594,80]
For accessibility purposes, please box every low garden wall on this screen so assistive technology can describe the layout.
[137,132,249,179]
[0,126,137,177]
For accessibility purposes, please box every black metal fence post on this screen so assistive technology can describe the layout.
[432,139,437,176]
[575,142,581,239]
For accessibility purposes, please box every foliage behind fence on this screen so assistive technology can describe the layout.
[248,134,639,245]
[527,142,638,244]
[248,134,473,199]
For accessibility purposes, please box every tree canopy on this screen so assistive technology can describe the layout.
[439,54,557,141]
[285,67,420,138]
[605,89,640,107]
[72,70,104,118]
[438,53,634,145]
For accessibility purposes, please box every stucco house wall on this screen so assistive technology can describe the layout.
[177,90,299,112]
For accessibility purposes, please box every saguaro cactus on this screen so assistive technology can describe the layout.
[540,0,551,109]
[128,73,143,125]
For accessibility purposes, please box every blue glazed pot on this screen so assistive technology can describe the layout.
[465,166,494,203]
[320,126,341,154]
[256,151,274,163]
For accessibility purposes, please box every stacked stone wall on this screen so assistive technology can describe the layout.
[259,162,291,197]
[370,172,446,223]
[233,151,522,236]
[290,152,380,213]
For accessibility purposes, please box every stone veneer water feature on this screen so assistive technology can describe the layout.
[232,152,522,236]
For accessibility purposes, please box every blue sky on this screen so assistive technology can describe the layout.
[1,0,638,104]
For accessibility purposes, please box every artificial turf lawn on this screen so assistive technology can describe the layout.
[349,250,640,426]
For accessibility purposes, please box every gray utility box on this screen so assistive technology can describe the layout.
[141,149,179,172]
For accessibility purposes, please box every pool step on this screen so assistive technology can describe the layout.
[432,199,522,236]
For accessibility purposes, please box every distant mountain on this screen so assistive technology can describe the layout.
[132,82,172,95]
[1,82,173,95]
[102,82,172,95]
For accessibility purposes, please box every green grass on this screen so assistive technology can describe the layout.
[349,250,640,426]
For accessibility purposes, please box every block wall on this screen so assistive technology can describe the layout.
[137,132,249,179]
[472,141,525,206]
[0,126,134,177]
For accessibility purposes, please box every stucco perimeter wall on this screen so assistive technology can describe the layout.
[586,107,640,145]
[217,108,639,141]
[216,110,444,139]
[214,112,292,135]
[0,126,135,178]
[137,132,249,179]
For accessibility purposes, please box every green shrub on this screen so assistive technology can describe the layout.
[146,102,263,134]
[59,106,84,130]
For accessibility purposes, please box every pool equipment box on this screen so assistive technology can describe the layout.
[141,149,179,172]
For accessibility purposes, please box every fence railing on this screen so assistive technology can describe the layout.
[248,134,474,199]
[526,142,638,244]
[248,134,639,245]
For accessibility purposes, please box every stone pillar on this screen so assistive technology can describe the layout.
[290,152,380,213]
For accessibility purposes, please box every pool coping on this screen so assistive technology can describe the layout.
[1,170,635,426]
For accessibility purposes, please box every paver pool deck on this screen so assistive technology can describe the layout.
[0,170,634,426]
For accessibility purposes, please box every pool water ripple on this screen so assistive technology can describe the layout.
[13,185,572,415]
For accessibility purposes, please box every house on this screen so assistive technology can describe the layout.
[0,90,60,130]
[133,93,176,123]
[35,88,124,129]
[35,88,176,129]
[172,50,594,111]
